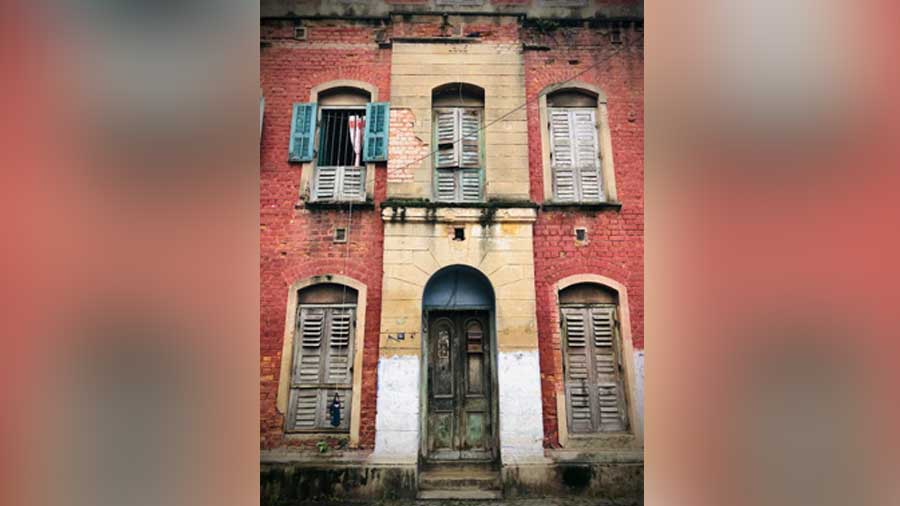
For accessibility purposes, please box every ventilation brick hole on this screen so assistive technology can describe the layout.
[453,227,465,241]
[575,227,587,243]
[334,228,347,243]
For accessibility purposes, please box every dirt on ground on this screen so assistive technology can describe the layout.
[297,498,642,506]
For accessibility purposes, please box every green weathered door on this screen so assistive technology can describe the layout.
[426,311,493,461]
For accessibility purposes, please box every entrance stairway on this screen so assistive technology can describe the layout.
[417,462,502,500]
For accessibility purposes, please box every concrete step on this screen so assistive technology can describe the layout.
[419,469,502,490]
[416,489,503,500]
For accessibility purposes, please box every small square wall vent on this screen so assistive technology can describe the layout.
[453,227,465,241]
[293,27,308,40]
[334,228,347,243]
[575,227,587,243]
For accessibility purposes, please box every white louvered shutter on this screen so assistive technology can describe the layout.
[313,166,338,201]
[572,109,603,202]
[589,306,627,432]
[435,169,457,202]
[435,109,459,168]
[551,108,603,202]
[459,169,481,202]
[562,307,594,433]
[460,109,481,169]
[339,167,365,201]
[550,110,577,202]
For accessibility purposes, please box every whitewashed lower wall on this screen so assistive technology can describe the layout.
[497,350,546,464]
[372,355,420,462]
[634,350,645,437]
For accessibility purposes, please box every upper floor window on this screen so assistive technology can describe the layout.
[547,89,605,203]
[286,283,358,432]
[560,282,629,434]
[432,83,484,203]
[289,86,390,203]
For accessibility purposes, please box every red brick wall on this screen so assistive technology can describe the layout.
[259,20,391,450]
[524,23,643,447]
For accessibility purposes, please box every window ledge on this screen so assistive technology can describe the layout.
[380,199,539,210]
[541,201,622,212]
[562,432,641,452]
[299,200,374,211]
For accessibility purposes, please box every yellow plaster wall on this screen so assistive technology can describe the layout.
[378,208,538,357]
[388,43,529,199]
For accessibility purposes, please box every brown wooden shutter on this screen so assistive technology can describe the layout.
[435,108,459,168]
[460,109,481,169]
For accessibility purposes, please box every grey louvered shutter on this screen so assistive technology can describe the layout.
[321,308,354,430]
[460,109,481,169]
[435,169,457,202]
[313,166,337,201]
[323,308,354,385]
[339,167,365,201]
[435,109,459,168]
[550,110,577,202]
[289,103,317,162]
[460,169,481,202]
[589,306,627,431]
[572,109,603,202]
[287,307,326,430]
[562,307,594,433]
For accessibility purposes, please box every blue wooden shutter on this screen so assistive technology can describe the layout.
[363,102,390,162]
[289,103,317,162]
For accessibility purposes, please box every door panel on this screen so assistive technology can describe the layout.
[426,312,494,461]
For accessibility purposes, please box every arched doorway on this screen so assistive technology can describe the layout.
[421,265,498,463]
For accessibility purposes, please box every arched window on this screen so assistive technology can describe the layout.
[288,81,390,203]
[432,83,485,203]
[559,282,629,433]
[285,283,358,432]
[540,83,617,204]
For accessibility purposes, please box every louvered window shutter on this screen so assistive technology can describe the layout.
[589,306,627,432]
[289,103,317,162]
[288,306,356,432]
[435,108,460,168]
[313,167,337,201]
[459,169,482,202]
[550,109,577,202]
[339,167,365,201]
[563,307,594,433]
[363,102,390,162]
[435,169,457,202]
[460,109,481,168]
[563,305,628,434]
[550,108,603,202]
[572,109,603,202]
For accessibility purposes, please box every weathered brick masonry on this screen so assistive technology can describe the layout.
[260,11,643,453]
[524,23,644,447]
[260,19,391,449]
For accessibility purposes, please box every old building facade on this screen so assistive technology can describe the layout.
[260,1,643,501]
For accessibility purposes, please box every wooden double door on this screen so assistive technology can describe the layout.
[425,311,495,461]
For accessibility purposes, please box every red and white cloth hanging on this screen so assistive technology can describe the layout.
[348,115,366,166]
